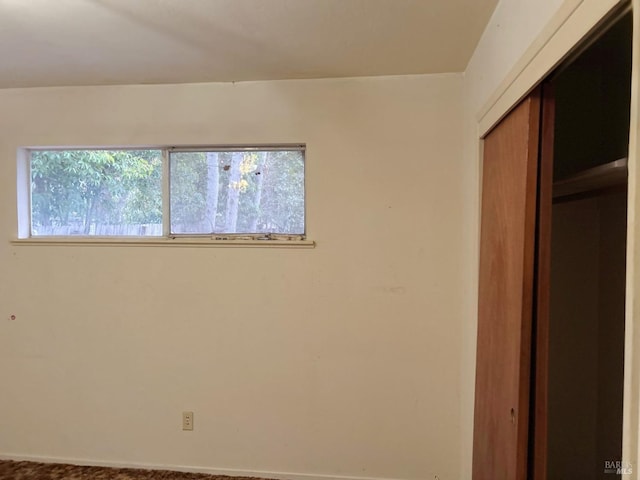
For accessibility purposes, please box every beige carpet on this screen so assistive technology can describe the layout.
[0,460,274,480]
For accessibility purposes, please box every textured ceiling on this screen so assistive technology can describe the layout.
[0,0,498,88]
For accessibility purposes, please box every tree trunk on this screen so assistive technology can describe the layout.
[205,152,220,232]
[250,152,268,232]
[223,152,243,232]
[83,197,95,235]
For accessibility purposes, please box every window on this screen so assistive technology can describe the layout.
[170,148,304,235]
[26,146,305,239]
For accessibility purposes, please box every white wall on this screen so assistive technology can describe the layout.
[0,74,466,480]
[465,0,565,117]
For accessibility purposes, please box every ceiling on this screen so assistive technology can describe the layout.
[0,0,498,88]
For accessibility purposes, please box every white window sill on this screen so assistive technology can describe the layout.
[11,237,316,248]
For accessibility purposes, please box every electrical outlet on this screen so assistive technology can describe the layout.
[182,411,194,431]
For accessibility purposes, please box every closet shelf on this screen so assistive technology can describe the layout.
[553,158,628,198]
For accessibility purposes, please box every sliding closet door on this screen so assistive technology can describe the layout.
[531,83,555,480]
[473,90,541,480]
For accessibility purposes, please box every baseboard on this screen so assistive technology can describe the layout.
[0,453,405,480]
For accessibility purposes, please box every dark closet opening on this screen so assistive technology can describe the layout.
[543,10,632,480]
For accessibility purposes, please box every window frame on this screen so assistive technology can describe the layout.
[16,144,313,248]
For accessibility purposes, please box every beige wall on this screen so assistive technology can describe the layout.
[464,0,565,117]
[0,75,466,480]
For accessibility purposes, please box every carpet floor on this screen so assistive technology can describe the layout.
[0,460,274,480]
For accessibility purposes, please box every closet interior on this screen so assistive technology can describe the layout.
[539,10,632,480]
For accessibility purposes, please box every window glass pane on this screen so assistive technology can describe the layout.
[170,150,304,235]
[30,150,162,236]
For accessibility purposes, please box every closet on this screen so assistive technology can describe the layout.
[472,6,633,480]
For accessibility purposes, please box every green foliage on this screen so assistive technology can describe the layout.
[31,150,162,234]
[169,151,208,227]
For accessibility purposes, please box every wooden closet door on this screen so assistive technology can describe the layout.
[530,82,555,480]
[472,90,541,480]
